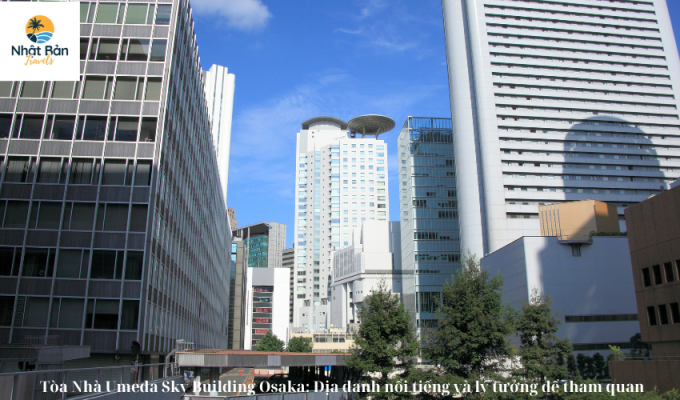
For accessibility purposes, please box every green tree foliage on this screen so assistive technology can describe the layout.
[576,353,587,377]
[256,330,285,352]
[345,279,418,400]
[422,252,514,381]
[592,353,605,377]
[514,289,572,383]
[287,336,313,353]
[609,345,624,361]
[630,333,651,358]
[567,354,579,377]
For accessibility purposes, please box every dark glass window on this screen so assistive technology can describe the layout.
[642,268,651,287]
[125,252,143,280]
[129,204,147,232]
[90,250,117,279]
[20,115,44,139]
[652,265,663,285]
[150,40,166,62]
[120,300,139,330]
[0,114,12,138]
[22,248,55,278]
[0,296,14,326]
[134,161,152,186]
[82,116,107,140]
[155,5,171,24]
[51,115,76,140]
[102,159,126,185]
[114,117,138,141]
[139,118,156,142]
[648,306,657,326]
[664,262,674,283]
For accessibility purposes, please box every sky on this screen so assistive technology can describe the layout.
[191,0,680,248]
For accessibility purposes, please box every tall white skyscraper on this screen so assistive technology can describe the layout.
[442,0,680,257]
[203,64,236,205]
[292,116,392,330]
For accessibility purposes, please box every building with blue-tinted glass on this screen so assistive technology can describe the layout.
[398,117,459,332]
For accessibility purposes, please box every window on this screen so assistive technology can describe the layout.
[82,76,113,99]
[659,304,670,325]
[103,204,129,231]
[101,159,128,185]
[647,306,657,326]
[109,117,139,141]
[671,303,680,324]
[0,247,22,276]
[5,157,34,183]
[125,252,143,280]
[125,3,154,24]
[86,299,120,329]
[52,82,80,99]
[90,38,119,61]
[129,204,148,232]
[62,202,96,230]
[29,201,62,229]
[56,249,90,278]
[50,298,84,329]
[0,201,31,231]
[664,262,675,283]
[145,78,161,100]
[80,38,89,60]
[134,161,152,185]
[90,250,124,279]
[0,114,12,138]
[0,297,14,326]
[70,159,100,185]
[45,115,76,140]
[22,248,55,278]
[652,265,663,285]
[24,297,50,327]
[155,5,171,24]
[642,268,651,287]
[139,118,156,142]
[13,114,44,139]
[120,300,139,330]
[80,2,96,23]
[95,3,123,24]
[36,158,67,184]
[80,116,107,141]
[20,82,46,98]
[113,77,144,100]
[120,39,150,61]
[150,40,166,62]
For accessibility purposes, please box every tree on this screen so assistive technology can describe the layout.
[629,333,650,358]
[593,353,605,377]
[566,354,578,377]
[256,331,285,352]
[345,279,418,400]
[287,336,313,353]
[576,353,587,377]
[421,252,514,381]
[514,289,572,383]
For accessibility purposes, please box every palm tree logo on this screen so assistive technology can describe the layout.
[25,15,54,44]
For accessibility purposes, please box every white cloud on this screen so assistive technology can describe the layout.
[191,0,272,30]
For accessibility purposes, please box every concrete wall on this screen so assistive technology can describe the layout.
[610,360,680,394]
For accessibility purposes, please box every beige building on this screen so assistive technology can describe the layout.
[290,330,354,354]
[610,184,680,393]
[538,200,620,241]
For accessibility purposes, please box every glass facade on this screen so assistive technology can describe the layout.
[398,117,459,332]
[245,235,268,268]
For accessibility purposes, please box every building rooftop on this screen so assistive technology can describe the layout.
[348,115,395,139]
[301,116,348,130]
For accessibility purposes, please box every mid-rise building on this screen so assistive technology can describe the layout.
[442,0,680,257]
[232,222,286,269]
[292,116,392,331]
[330,221,399,330]
[202,65,235,206]
[243,267,290,350]
[0,0,231,363]
[397,117,459,330]
[227,207,237,229]
[282,246,295,324]
[611,182,680,392]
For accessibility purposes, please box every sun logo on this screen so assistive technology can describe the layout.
[26,15,54,44]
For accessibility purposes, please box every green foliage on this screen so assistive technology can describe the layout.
[421,252,514,381]
[345,279,418,399]
[630,333,651,358]
[567,354,579,377]
[286,336,313,353]
[609,345,624,361]
[256,330,285,352]
[592,353,605,377]
[514,289,572,383]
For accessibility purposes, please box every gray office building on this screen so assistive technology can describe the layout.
[0,0,231,363]
[398,117,459,331]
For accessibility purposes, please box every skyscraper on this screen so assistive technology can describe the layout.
[442,0,680,256]
[202,65,235,206]
[293,116,392,330]
[0,0,230,361]
[398,117,459,330]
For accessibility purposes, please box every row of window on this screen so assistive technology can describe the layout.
[486,14,660,34]
[0,246,143,280]
[0,200,148,233]
[647,303,680,326]
[565,314,638,323]
[497,105,677,120]
[504,186,660,195]
[504,174,669,183]
[641,261,679,287]
[83,38,166,62]
[498,0,655,14]
[0,296,139,330]
[503,151,673,162]
[80,2,171,26]
[499,116,680,131]
[496,95,676,111]
[2,157,152,186]
[493,72,672,91]
[493,59,668,80]
[488,33,663,52]
[485,6,658,25]
[1,114,157,142]
[488,22,660,43]
[499,128,677,143]
[0,79,162,101]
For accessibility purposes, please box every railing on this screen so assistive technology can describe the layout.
[0,362,179,400]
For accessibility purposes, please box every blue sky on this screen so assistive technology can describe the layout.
[191,0,680,248]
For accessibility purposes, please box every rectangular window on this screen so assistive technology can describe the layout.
[0,114,12,138]
[34,202,62,230]
[112,117,139,141]
[48,115,76,140]
[70,159,95,184]
[90,250,124,279]
[103,204,129,231]
[659,304,670,325]
[64,202,96,231]
[642,268,651,287]
[92,299,120,329]
[102,159,127,185]
[80,38,89,60]
[113,77,141,100]
[36,158,66,184]
[82,76,113,100]
[82,116,107,141]
[0,247,21,276]
[647,306,657,326]
[120,39,150,61]
[150,40,167,62]
[53,298,85,329]
[155,5,171,24]
[6,157,33,183]
[20,82,45,98]
[120,300,139,330]
[3,201,29,228]
[125,252,143,280]
[56,249,90,278]
[129,204,147,232]
[18,115,44,139]
[134,161,152,186]
[0,296,14,326]
[95,2,123,24]
[671,303,680,324]
[22,248,55,278]
[144,78,162,101]
[652,265,663,285]
[24,297,49,327]
[139,118,156,142]
[125,4,152,24]
[664,262,674,283]
[95,39,119,61]
[52,82,79,99]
